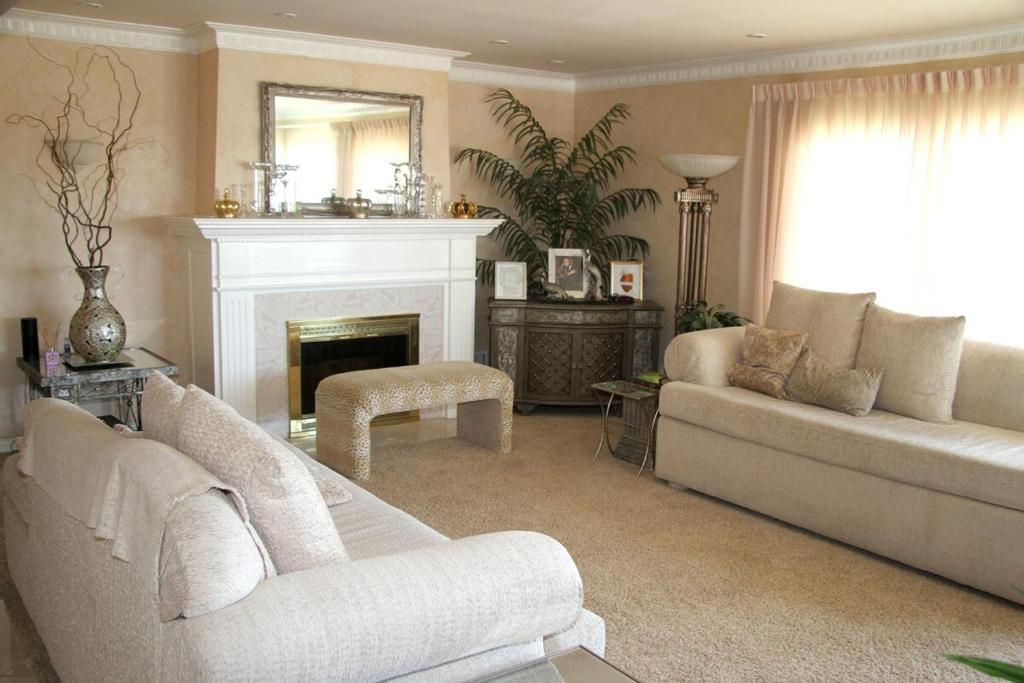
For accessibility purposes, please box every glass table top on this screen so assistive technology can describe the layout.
[591,380,658,401]
[473,647,638,683]
[16,347,178,386]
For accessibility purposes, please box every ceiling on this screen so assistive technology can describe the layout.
[9,0,1024,73]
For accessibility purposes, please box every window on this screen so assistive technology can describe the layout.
[743,66,1024,346]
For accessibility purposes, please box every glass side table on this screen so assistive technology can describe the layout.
[471,646,638,682]
[591,379,660,476]
[17,347,178,430]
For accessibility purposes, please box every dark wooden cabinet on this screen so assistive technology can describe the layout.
[488,299,663,413]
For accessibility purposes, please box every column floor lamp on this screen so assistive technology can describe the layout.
[658,153,740,327]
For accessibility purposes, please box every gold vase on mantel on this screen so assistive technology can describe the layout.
[69,265,126,362]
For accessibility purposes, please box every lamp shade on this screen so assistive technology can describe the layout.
[658,153,739,180]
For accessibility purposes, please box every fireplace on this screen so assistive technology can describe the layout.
[287,313,420,437]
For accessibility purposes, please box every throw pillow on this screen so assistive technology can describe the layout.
[854,304,966,423]
[726,324,808,399]
[176,385,349,573]
[788,348,884,417]
[765,281,876,368]
[159,490,274,621]
[142,372,185,448]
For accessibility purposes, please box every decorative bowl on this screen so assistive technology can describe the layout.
[658,153,740,180]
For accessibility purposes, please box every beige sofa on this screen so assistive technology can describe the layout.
[1,397,604,682]
[656,295,1024,605]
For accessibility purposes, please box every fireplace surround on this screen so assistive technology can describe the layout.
[169,217,501,434]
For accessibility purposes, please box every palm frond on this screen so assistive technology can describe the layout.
[459,89,660,287]
[570,103,632,163]
[578,145,639,191]
[587,188,661,232]
[453,148,524,201]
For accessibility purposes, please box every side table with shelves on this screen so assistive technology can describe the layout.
[488,299,663,414]
[17,347,179,430]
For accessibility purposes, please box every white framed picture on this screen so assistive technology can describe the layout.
[547,248,588,299]
[494,261,528,300]
[610,260,644,300]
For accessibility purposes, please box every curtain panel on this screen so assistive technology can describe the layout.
[332,116,409,197]
[739,64,1024,345]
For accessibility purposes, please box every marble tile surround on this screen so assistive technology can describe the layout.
[254,286,444,436]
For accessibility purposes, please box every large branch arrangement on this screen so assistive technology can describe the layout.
[5,42,141,268]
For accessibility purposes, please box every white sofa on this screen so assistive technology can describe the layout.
[0,398,604,682]
[656,302,1024,605]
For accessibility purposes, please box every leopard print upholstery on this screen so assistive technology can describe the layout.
[315,362,514,480]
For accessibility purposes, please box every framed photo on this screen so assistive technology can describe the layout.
[610,260,644,300]
[494,261,528,300]
[547,248,588,299]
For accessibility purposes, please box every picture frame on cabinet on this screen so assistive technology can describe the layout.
[610,260,644,300]
[495,261,528,300]
[547,248,588,299]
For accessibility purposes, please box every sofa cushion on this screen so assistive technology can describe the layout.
[272,435,447,559]
[953,339,1024,433]
[726,325,807,399]
[142,372,185,448]
[159,490,273,621]
[765,281,875,368]
[660,382,1024,512]
[855,304,965,423]
[788,348,884,417]
[176,386,349,573]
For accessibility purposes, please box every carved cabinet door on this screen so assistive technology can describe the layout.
[573,331,625,397]
[524,330,574,398]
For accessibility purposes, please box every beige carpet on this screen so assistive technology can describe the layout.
[355,409,1024,682]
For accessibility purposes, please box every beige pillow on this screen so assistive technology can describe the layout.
[142,372,185,448]
[854,304,965,423]
[789,348,884,417]
[727,324,808,399]
[176,385,349,573]
[765,281,876,368]
[159,490,274,621]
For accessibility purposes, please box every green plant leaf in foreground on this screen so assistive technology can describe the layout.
[945,655,1024,682]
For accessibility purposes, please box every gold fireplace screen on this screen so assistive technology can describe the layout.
[287,313,420,437]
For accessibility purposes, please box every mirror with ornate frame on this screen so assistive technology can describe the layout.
[260,82,423,213]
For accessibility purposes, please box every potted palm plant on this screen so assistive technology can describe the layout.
[455,89,659,296]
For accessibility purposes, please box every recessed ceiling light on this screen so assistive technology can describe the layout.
[549,59,565,65]
[78,1,104,7]
[275,11,298,18]
[489,39,510,45]
[746,32,767,39]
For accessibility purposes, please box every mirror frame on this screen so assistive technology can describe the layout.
[260,82,424,213]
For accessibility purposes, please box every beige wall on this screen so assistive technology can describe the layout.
[204,49,453,207]
[0,36,196,438]
[573,52,1024,355]
[448,82,576,356]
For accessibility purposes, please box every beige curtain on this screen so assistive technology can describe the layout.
[739,65,1024,345]
[332,116,409,197]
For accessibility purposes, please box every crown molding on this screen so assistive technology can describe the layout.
[0,9,468,71]
[0,8,196,53]
[3,9,1022,88]
[449,61,576,93]
[201,22,468,72]
[574,21,1024,92]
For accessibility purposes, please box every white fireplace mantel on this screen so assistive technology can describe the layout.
[168,216,500,422]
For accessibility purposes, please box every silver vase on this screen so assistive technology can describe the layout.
[69,266,126,362]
